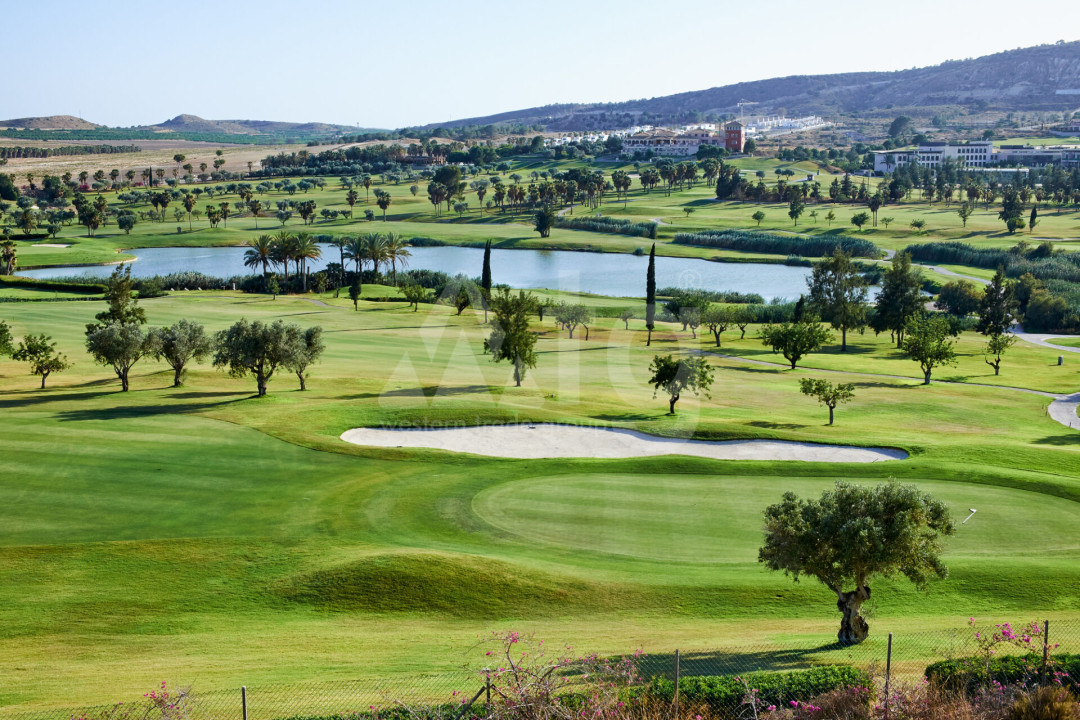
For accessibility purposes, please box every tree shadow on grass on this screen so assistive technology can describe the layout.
[1032,434,1080,445]
[55,398,242,422]
[746,421,807,430]
[341,384,495,401]
[591,413,661,423]
[0,389,117,409]
[633,643,863,678]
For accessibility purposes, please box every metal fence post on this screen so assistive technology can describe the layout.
[884,633,893,720]
[1041,620,1050,685]
[241,686,248,720]
[674,649,680,719]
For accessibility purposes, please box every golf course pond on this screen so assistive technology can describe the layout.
[21,244,814,299]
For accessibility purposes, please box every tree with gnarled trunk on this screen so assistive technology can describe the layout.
[212,318,303,397]
[287,326,325,391]
[759,481,954,645]
[151,320,212,387]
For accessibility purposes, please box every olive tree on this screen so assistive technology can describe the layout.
[13,333,70,388]
[759,319,833,369]
[85,323,158,392]
[701,304,732,347]
[901,314,957,384]
[798,378,854,425]
[648,354,713,414]
[555,303,594,340]
[151,319,212,387]
[213,319,302,396]
[287,326,325,390]
[759,481,954,645]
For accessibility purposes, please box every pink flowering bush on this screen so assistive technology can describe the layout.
[472,631,642,720]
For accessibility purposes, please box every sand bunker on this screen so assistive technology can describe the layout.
[340,424,906,463]
[32,243,72,248]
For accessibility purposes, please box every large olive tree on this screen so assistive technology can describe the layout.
[759,481,954,645]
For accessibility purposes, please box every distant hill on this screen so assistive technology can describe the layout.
[415,41,1080,132]
[147,114,372,137]
[0,115,100,130]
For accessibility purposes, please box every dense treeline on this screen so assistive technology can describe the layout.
[0,145,140,159]
[554,216,658,239]
[904,241,1080,283]
[673,230,879,258]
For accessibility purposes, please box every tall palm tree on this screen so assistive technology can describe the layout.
[383,233,411,285]
[344,235,366,290]
[272,230,297,281]
[362,232,388,281]
[329,236,348,287]
[244,235,275,276]
[0,241,17,275]
[294,233,322,292]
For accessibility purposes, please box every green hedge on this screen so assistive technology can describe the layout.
[0,276,106,293]
[647,666,869,711]
[925,653,1079,693]
[673,230,879,258]
[555,216,658,239]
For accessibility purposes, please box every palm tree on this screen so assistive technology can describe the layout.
[362,232,388,280]
[344,236,366,289]
[248,199,263,229]
[294,233,322,292]
[244,235,275,276]
[383,232,411,285]
[0,241,17,275]
[272,230,297,282]
[329,236,348,287]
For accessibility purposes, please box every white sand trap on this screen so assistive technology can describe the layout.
[32,243,72,248]
[340,424,906,463]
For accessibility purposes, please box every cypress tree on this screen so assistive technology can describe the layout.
[646,243,656,346]
[481,239,492,322]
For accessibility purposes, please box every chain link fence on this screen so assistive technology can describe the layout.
[3,619,1077,720]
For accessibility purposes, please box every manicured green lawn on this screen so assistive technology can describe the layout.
[0,291,1078,710]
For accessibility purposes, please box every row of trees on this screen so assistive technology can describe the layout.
[0,267,328,394]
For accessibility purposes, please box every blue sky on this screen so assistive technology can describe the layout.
[5,0,1076,129]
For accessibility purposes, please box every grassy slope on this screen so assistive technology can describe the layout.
[0,292,1078,709]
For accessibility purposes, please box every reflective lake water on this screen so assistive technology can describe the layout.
[22,245,814,300]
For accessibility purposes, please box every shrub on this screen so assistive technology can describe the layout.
[1007,686,1080,720]
[0,275,106,293]
[407,236,446,247]
[925,654,1080,694]
[555,216,658,239]
[673,230,878,258]
[904,242,1080,284]
[657,287,765,305]
[647,666,870,712]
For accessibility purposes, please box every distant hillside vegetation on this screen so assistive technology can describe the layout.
[417,41,1080,131]
[0,115,101,130]
[148,114,369,137]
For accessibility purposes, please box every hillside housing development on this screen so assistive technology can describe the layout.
[874,141,1080,172]
[622,120,747,156]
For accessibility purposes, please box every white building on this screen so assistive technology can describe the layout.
[873,141,994,172]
